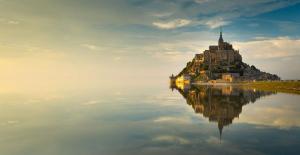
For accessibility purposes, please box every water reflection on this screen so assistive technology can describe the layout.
[1,84,300,155]
[171,84,276,139]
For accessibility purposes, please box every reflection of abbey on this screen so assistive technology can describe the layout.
[171,29,280,83]
[172,85,275,140]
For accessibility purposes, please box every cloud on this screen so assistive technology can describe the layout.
[234,37,300,59]
[143,0,300,30]
[148,38,214,62]
[1,120,20,126]
[81,44,99,51]
[153,135,190,144]
[194,0,210,4]
[152,51,193,62]
[138,0,298,30]
[248,23,259,27]
[206,136,222,144]
[237,99,300,128]
[200,17,231,29]
[0,18,20,25]
[277,21,299,33]
[152,19,191,29]
[7,120,19,125]
[0,43,65,59]
[113,57,121,61]
[153,116,192,124]
[231,36,300,79]
[81,100,101,106]
[151,12,173,18]
[8,20,19,25]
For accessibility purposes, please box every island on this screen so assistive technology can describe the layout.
[170,30,300,94]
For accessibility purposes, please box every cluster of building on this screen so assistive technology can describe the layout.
[172,29,280,83]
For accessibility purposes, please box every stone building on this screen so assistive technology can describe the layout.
[203,30,242,66]
[221,73,240,82]
[189,54,204,74]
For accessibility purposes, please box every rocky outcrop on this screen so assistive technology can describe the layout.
[241,64,280,81]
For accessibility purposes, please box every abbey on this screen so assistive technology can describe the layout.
[172,29,280,83]
[203,30,242,66]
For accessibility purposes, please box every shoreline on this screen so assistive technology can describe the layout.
[192,81,300,95]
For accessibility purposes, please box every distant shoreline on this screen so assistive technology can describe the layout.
[192,81,300,95]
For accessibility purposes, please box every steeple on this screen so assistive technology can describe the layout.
[218,27,224,50]
[218,27,224,44]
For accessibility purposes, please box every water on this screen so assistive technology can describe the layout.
[0,84,300,155]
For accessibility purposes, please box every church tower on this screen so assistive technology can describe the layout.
[218,27,224,50]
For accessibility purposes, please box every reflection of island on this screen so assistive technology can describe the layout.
[171,84,276,140]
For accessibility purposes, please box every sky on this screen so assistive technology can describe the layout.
[0,0,300,93]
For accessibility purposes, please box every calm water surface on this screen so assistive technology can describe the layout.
[0,84,300,155]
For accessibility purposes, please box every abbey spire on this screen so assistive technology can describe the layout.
[218,27,224,46]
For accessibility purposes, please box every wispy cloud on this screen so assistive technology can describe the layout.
[0,18,20,25]
[234,37,300,59]
[81,100,102,106]
[199,17,231,29]
[153,19,191,29]
[81,44,99,51]
[148,0,300,29]
[147,38,214,62]
[0,43,65,59]
[194,0,210,4]
[8,20,19,25]
[237,97,300,128]
[206,136,223,144]
[153,135,190,144]
[113,56,121,61]
[153,116,192,124]
[151,12,173,18]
